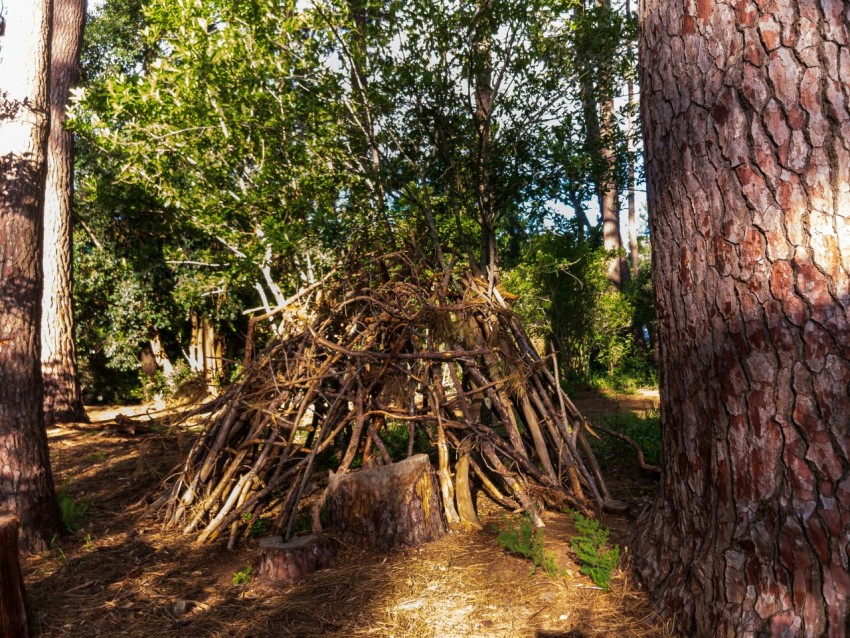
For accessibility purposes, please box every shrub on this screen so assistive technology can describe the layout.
[502,231,657,392]
[569,511,619,591]
[496,513,562,577]
[597,408,661,467]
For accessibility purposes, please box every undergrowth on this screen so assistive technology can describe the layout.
[232,565,252,586]
[596,408,661,467]
[57,486,89,532]
[495,513,562,577]
[569,511,619,591]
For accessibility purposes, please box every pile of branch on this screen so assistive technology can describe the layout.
[163,250,610,547]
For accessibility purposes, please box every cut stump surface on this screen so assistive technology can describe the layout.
[255,534,339,587]
[327,454,446,550]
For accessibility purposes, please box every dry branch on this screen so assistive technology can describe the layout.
[161,250,610,543]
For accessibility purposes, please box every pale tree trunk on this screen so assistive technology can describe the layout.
[0,0,63,551]
[42,0,88,425]
[633,1,850,636]
[187,313,222,395]
[149,331,175,382]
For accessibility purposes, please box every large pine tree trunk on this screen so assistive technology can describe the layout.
[42,0,88,425]
[0,0,63,552]
[633,1,850,635]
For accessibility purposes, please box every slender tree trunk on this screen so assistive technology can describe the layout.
[569,189,592,239]
[633,1,850,636]
[0,0,63,552]
[578,0,626,288]
[626,152,638,275]
[625,0,639,277]
[473,0,497,281]
[42,0,88,425]
[599,96,625,289]
[597,0,626,289]
[347,0,393,242]
[578,48,603,230]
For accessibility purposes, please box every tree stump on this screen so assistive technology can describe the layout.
[327,454,446,550]
[0,513,29,638]
[255,534,339,587]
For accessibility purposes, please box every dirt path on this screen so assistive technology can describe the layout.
[571,388,660,419]
[24,399,671,638]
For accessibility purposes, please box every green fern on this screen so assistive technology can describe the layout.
[496,513,562,577]
[569,511,619,591]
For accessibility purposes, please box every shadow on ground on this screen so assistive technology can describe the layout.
[24,406,671,637]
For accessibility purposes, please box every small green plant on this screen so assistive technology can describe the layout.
[597,408,662,468]
[248,517,271,538]
[495,513,562,577]
[57,486,89,532]
[569,511,619,591]
[49,534,66,561]
[232,565,252,586]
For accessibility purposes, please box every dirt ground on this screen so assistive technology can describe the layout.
[24,391,672,638]
[571,388,660,419]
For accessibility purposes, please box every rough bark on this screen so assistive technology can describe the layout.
[633,1,850,636]
[0,513,29,637]
[255,534,339,587]
[0,0,63,552]
[600,95,626,289]
[42,0,88,425]
[327,454,447,550]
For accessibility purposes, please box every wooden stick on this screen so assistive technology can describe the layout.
[454,452,482,530]
[480,443,543,527]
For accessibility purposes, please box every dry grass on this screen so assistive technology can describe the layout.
[24,403,674,638]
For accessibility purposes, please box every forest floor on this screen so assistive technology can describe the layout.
[23,389,672,638]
